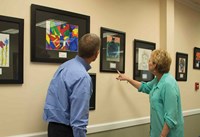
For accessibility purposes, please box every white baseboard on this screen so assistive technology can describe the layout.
[182,108,200,116]
[7,132,47,137]
[88,108,200,133]
[7,108,200,137]
[87,116,150,134]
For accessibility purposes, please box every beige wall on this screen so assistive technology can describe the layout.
[175,1,200,110]
[0,0,199,136]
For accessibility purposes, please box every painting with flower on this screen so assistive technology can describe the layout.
[0,33,9,67]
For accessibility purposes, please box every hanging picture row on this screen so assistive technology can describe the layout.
[100,27,126,73]
[0,15,24,84]
[133,39,156,82]
[31,4,90,63]
[175,52,188,81]
[193,47,200,70]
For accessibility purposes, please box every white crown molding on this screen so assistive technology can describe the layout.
[176,0,200,12]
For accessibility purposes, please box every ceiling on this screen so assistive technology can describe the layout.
[176,0,200,12]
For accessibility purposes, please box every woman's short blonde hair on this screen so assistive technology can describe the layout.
[151,49,172,74]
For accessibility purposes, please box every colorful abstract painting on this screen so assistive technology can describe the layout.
[46,20,78,52]
[106,36,120,62]
[0,33,9,67]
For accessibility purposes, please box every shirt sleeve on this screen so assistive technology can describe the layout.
[138,78,156,94]
[162,82,178,129]
[69,75,92,137]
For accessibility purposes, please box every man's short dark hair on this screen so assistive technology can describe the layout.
[78,33,101,58]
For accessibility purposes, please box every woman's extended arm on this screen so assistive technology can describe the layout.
[116,70,141,89]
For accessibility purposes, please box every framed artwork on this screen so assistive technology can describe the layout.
[0,15,24,84]
[31,4,90,63]
[193,47,200,69]
[89,73,96,110]
[175,52,188,81]
[100,27,126,73]
[133,39,155,82]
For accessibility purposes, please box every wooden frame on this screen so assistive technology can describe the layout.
[100,27,126,73]
[193,47,200,69]
[133,39,155,82]
[0,15,24,84]
[175,52,188,81]
[31,4,90,63]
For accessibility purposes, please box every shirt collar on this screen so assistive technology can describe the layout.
[75,55,91,71]
[155,73,169,89]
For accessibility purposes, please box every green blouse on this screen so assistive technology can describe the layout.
[138,73,184,137]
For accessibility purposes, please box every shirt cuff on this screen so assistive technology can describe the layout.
[164,113,177,129]
[138,82,145,92]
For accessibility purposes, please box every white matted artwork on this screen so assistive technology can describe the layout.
[100,27,125,73]
[0,15,24,84]
[175,52,188,81]
[133,39,155,82]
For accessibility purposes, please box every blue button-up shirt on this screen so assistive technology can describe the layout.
[138,73,184,137]
[43,55,92,137]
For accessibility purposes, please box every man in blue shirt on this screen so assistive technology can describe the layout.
[43,33,101,137]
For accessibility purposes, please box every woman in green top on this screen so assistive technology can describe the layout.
[116,49,184,137]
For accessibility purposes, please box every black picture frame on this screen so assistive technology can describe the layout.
[0,15,24,84]
[193,47,200,69]
[133,39,155,82]
[89,73,96,110]
[100,27,126,73]
[31,4,90,63]
[175,52,188,81]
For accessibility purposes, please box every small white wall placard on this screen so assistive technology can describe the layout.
[142,74,147,79]
[180,74,184,78]
[110,63,116,69]
[59,52,67,58]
